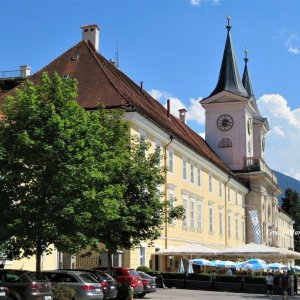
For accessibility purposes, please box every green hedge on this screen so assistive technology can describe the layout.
[215,275,242,283]
[136,266,152,272]
[160,272,186,279]
[244,276,266,284]
[187,273,212,281]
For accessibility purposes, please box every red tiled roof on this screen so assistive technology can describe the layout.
[0,40,241,182]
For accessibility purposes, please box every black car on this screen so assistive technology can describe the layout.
[58,269,117,299]
[137,271,156,298]
[0,269,53,300]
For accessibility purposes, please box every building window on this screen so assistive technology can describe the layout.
[242,220,245,241]
[155,139,161,166]
[219,210,223,235]
[140,245,146,266]
[209,174,213,193]
[190,162,194,184]
[182,194,187,227]
[139,129,147,154]
[218,137,232,148]
[190,196,195,228]
[209,206,213,233]
[197,201,202,231]
[182,157,187,180]
[168,149,174,173]
[228,187,231,202]
[235,191,238,206]
[228,214,231,238]
[168,188,175,224]
[242,194,245,208]
[197,166,202,187]
[219,180,222,198]
[235,217,239,239]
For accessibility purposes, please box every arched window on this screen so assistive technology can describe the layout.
[218,138,232,148]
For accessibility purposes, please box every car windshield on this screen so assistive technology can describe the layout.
[98,272,114,280]
[79,273,99,283]
[139,272,152,279]
[27,272,49,282]
[128,270,139,276]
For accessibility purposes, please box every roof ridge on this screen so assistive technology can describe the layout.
[84,41,130,108]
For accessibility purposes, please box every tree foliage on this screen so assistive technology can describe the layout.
[0,72,129,270]
[0,72,184,271]
[281,188,300,251]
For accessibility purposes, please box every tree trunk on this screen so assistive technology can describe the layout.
[107,249,113,275]
[36,240,42,272]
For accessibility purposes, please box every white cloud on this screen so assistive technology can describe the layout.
[271,126,285,137]
[257,93,300,181]
[277,30,300,55]
[190,0,220,6]
[148,89,205,125]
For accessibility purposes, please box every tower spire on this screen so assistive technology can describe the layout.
[242,48,255,98]
[209,17,248,98]
[242,48,261,114]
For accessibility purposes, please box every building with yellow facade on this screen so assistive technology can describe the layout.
[0,20,295,271]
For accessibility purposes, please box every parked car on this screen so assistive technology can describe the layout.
[58,269,117,299]
[0,286,9,299]
[0,269,53,300]
[42,270,103,300]
[137,271,156,298]
[95,267,143,297]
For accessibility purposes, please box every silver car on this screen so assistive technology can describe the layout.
[42,270,103,300]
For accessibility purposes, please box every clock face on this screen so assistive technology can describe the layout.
[217,114,233,131]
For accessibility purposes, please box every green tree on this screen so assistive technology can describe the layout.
[0,72,129,271]
[281,188,300,252]
[91,137,184,271]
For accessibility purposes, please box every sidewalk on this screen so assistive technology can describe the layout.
[148,288,299,300]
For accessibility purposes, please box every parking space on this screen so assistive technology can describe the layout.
[145,288,299,300]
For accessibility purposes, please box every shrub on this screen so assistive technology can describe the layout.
[136,266,152,272]
[160,272,186,279]
[215,275,242,283]
[244,276,266,284]
[187,273,212,281]
[52,285,75,300]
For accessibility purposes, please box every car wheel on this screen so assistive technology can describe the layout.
[138,292,146,298]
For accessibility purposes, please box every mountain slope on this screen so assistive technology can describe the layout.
[274,170,300,204]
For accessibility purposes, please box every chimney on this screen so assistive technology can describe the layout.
[81,24,100,51]
[20,65,31,78]
[167,99,170,118]
[178,108,187,123]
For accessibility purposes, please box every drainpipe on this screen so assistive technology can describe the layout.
[224,175,231,247]
[163,135,173,270]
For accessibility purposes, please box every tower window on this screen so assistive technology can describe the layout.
[218,138,232,148]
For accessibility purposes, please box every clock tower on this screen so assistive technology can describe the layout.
[200,17,281,246]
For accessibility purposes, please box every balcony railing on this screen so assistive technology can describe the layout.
[0,70,21,79]
[243,157,277,183]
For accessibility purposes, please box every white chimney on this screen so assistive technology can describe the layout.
[20,65,31,78]
[81,24,100,52]
[178,108,187,123]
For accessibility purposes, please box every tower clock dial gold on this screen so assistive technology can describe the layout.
[217,114,233,131]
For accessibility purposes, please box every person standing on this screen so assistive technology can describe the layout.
[266,272,274,297]
[280,271,290,300]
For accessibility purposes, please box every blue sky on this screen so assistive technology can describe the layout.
[1,0,300,180]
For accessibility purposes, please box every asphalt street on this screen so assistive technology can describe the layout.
[144,288,299,299]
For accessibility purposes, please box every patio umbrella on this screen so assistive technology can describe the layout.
[178,258,185,273]
[267,262,290,270]
[213,260,238,268]
[291,266,300,271]
[239,258,268,270]
[190,258,213,266]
